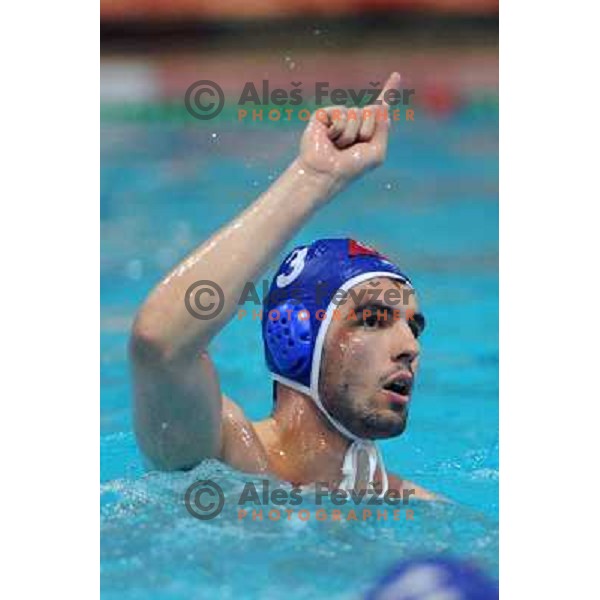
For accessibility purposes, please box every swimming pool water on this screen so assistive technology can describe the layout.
[101,111,498,599]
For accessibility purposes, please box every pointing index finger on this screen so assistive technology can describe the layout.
[376,72,401,108]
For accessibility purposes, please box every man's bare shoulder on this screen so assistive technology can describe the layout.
[388,472,443,502]
[220,396,271,474]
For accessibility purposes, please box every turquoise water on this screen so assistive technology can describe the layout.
[101,112,498,599]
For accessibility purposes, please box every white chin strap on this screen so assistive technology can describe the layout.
[311,389,389,498]
[340,439,389,498]
[272,374,389,498]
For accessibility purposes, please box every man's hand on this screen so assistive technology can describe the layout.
[298,72,400,188]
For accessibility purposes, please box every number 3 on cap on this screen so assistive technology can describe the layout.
[276,247,308,288]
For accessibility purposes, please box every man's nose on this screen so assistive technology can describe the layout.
[391,321,420,364]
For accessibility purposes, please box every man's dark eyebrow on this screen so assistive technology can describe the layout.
[354,302,425,322]
[354,301,402,313]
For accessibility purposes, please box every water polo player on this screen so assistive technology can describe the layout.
[130,72,434,499]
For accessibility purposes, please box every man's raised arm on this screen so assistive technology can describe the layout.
[129,72,400,470]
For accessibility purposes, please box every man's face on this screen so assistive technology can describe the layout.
[318,277,424,439]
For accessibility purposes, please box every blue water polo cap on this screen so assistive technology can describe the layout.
[262,238,412,396]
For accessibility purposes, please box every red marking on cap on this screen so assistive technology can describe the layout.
[348,239,386,259]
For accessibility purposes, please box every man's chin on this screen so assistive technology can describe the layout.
[360,408,409,439]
